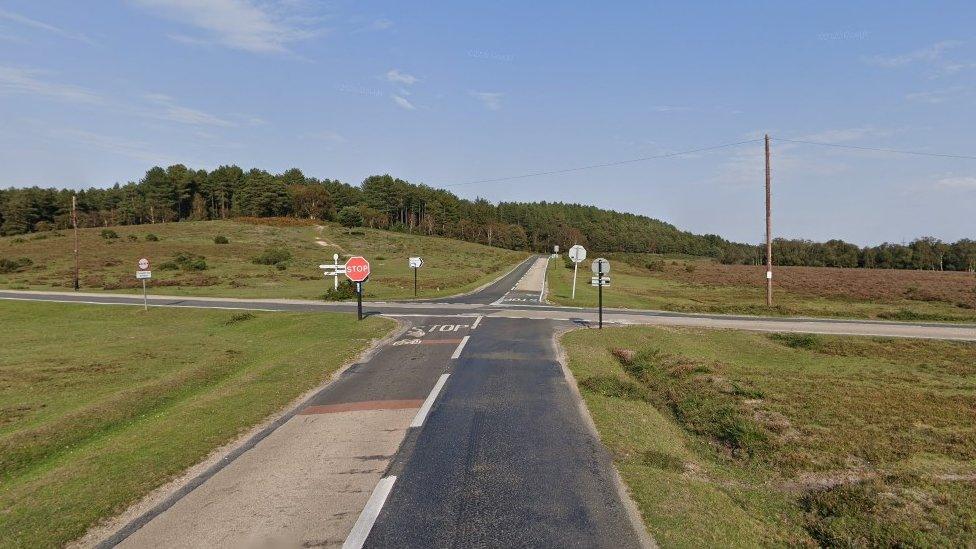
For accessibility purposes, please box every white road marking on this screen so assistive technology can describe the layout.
[471,315,483,330]
[410,373,450,428]
[450,335,470,359]
[342,475,397,549]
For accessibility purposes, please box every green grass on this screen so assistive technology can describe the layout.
[547,255,976,322]
[0,300,393,548]
[0,219,528,300]
[561,326,976,547]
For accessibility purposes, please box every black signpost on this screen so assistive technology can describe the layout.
[356,282,363,320]
[598,262,603,329]
[591,258,610,330]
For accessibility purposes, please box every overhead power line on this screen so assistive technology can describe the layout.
[773,137,976,161]
[443,138,764,187]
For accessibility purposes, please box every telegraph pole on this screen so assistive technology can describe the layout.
[765,134,773,307]
[72,194,80,291]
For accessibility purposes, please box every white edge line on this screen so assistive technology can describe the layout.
[410,373,450,428]
[342,475,397,549]
[471,315,483,330]
[450,335,470,360]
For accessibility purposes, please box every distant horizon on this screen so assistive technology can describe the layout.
[1,1,973,245]
[2,161,971,249]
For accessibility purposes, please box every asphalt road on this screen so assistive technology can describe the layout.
[5,255,975,547]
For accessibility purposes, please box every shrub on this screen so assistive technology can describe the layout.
[11,238,26,244]
[127,234,139,241]
[252,246,291,266]
[0,257,33,273]
[684,263,696,273]
[100,229,118,239]
[158,261,179,271]
[225,312,255,325]
[769,333,823,350]
[145,233,159,242]
[275,262,287,271]
[213,235,229,245]
[337,206,363,230]
[646,259,665,272]
[173,252,207,271]
[321,279,358,301]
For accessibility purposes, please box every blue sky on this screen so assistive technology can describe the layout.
[1,1,974,245]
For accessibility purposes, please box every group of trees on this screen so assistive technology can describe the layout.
[1,164,973,272]
[719,237,976,272]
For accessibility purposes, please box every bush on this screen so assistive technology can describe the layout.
[646,259,665,272]
[213,235,229,245]
[173,252,207,271]
[321,279,358,301]
[158,261,179,271]
[127,234,139,241]
[684,263,696,273]
[100,229,118,239]
[0,257,33,274]
[145,233,159,242]
[337,206,363,229]
[252,246,291,266]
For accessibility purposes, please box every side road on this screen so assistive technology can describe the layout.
[2,289,974,341]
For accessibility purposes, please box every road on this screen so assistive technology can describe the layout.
[4,255,975,548]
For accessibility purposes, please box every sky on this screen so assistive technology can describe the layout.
[0,1,974,245]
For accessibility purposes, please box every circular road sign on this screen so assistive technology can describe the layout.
[344,256,371,282]
[568,245,587,263]
[591,257,610,275]
[138,257,150,270]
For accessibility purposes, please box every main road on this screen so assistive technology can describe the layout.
[3,256,974,548]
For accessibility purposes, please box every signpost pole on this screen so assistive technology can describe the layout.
[598,261,603,329]
[572,262,578,299]
[333,253,339,290]
[414,267,418,297]
[356,282,363,321]
[142,279,147,311]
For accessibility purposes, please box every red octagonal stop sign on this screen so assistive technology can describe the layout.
[344,256,370,282]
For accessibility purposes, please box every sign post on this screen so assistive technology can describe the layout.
[568,245,587,299]
[136,257,151,311]
[319,253,346,289]
[344,256,371,320]
[591,258,610,329]
[409,257,423,297]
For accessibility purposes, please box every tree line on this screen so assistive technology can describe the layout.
[0,164,972,271]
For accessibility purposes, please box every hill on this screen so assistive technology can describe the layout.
[0,219,527,300]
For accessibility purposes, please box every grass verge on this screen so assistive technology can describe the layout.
[0,219,527,300]
[560,326,976,547]
[0,300,393,548]
[548,254,976,322]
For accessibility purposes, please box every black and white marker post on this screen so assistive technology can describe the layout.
[591,257,610,330]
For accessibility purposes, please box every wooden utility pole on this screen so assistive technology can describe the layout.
[765,134,773,307]
[72,194,80,291]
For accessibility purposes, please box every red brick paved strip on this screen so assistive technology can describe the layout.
[299,399,425,415]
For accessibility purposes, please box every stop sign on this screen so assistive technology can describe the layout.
[344,256,370,282]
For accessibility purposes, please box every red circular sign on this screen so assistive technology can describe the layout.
[138,257,150,270]
[344,256,370,282]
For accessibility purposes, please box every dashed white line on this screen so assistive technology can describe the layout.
[411,373,450,428]
[342,475,397,549]
[450,335,470,359]
[470,315,483,330]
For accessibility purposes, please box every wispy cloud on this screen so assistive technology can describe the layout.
[650,105,692,113]
[798,127,892,143]
[933,175,976,190]
[386,69,418,85]
[0,66,104,104]
[865,40,963,69]
[392,95,416,110]
[0,8,94,44]
[905,86,966,104]
[48,127,174,164]
[143,93,236,127]
[469,91,503,111]
[131,0,322,54]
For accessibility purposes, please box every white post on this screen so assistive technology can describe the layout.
[142,279,148,311]
[333,253,339,290]
[572,262,578,299]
